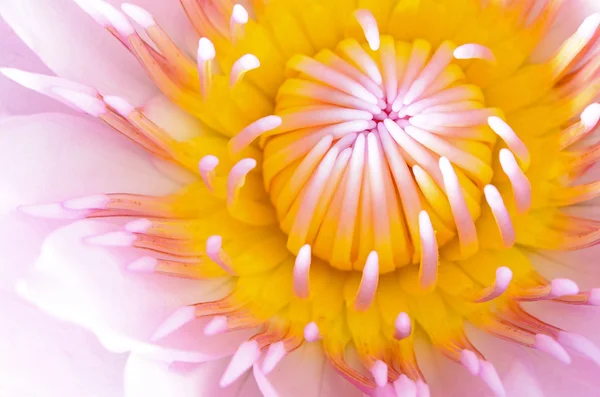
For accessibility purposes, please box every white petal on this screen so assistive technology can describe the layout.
[0,113,178,291]
[125,354,262,397]
[0,292,124,397]
[18,219,253,362]
[0,19,74,115]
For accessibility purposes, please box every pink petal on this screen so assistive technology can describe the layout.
[18,219,252,362]
[0,0,191,105]
[0,113,178,289]
[253,344,362,397]
[531,0,600,62]
[125,354,262,397]
[0,293,124,397]
[0,19,74,115]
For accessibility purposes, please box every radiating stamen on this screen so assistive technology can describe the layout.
[226,158,257,206]
[81,0,135,37]
[197,37,216,98]
[63,194,111,210]
[204,316,229,336]
[354,9,380,51]
[85,231,136,247]
[51,87,107,116]
[293,244,312,299]
[484,185,516,247]
[557,332,600,366]
[453,44,496,63]
[471,267,513,303]
[198,155,219,191]
[499,149,532,213]
[418,211,438,290]
[488,117,531,170]
[394,312,412,340]
[230,54,260,87]
[304,322,322,342]
[151,306,196,341]
[354,251,379,311]
[439,157,479,257]
[460,350,480,376]
[479,361,506,397]
[370,360,388,387]
[535,334,571,364]
[206,235,235,274]
[416,381,431,397]
[228,116,282,155]
[230,4,249,42]
[404,41,456,106]
[220,341,261,387]
[393,375,417,397]
[262,341,287,374]
[550,278,580,298]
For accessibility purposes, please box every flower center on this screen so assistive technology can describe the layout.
[261,36,499,273]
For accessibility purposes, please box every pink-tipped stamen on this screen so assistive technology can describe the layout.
[230,4,249,41]
[84,0,135,36]
[393,375,417,397]
[293,244,312,299]
[473,266,513,303]
[354,9,380,51]
[460,350,480,376]
[197,37,216,97]
[62,194,110,210]
[557,332,600,366]
[581,103,600,131]
[124,218,152,233]
[51,87,107,116]
[304,322,322,342]
[479,361,506,397]
[499,149,532,213]
[103,95,135,117]
[535,334,572,364]
[84,231,136,247]
[418,211,438,290]
[439,157,479,257]
[354,251,379,311]
[230,54,260,87]
[394,312,412,340]
[151,305,196,341]
[127,256,158,273]
[416,381,431,397]
[205,235,235,274]
[403,41,455,106]
[198,155,219,191]
[370,360,388,387]
[229,116,282,155]
[484,185,516,247]
[204,316,229,336]
[454,44,496,63]
[121,3,155,28]
[550,278,580,298]
[488,117,531,170]
[220,341,261,387]
[226,158,257,206]
[262,341,287,374]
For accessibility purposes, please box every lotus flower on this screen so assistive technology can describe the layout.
[3,0,600,396]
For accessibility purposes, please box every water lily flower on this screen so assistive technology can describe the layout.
[3,0,600,396]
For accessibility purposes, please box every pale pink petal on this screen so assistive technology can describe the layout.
[531,0,600,62]
[0,0,192,104]
[0,113,179,290]
[18,219,252,362]
[254,344,361,397]
[0,18,74,115]
[0,292,124,397]
[125,354,262,397]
